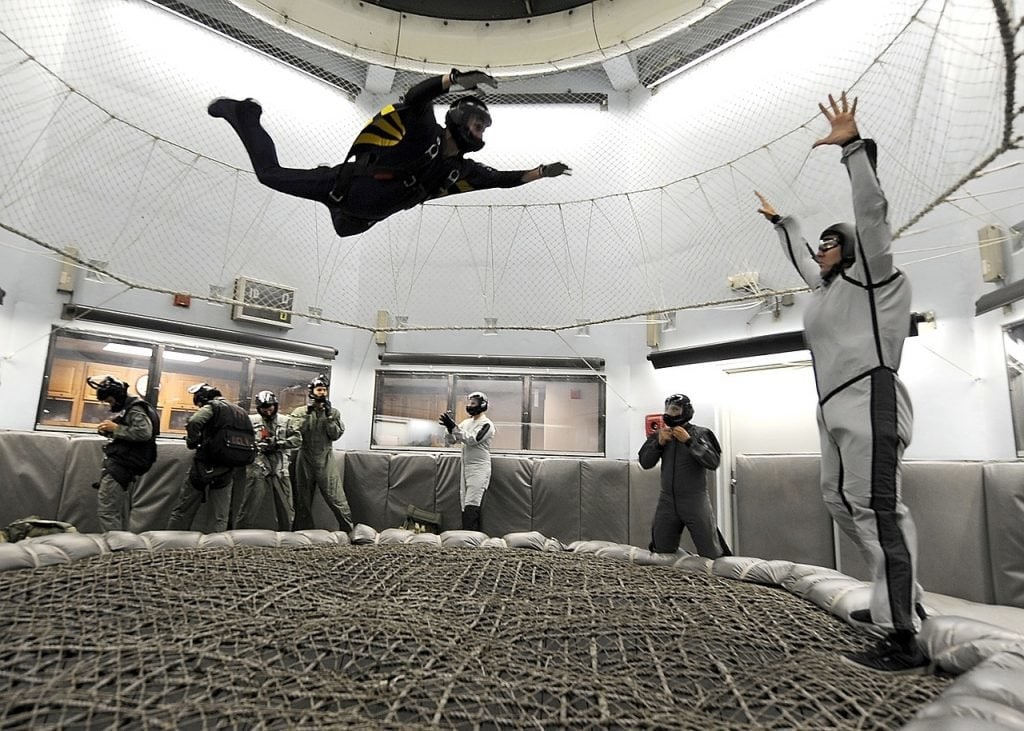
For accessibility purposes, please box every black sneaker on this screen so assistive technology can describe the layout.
[849,603,928,624]
[207,97,262,125]
[841,638,931,675]
[850,608,872,623]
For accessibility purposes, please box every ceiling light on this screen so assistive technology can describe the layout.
[164,351,209,363]
[103,343,152,357]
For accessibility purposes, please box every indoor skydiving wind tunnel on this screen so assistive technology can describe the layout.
[3,0,1024,727]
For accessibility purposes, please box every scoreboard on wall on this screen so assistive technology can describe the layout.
[231,276,295,328]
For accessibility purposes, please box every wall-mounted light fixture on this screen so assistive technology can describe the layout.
[649,313,928,369]
[575,319,590,337]
[976,278,1024,316]
[910,310,936,336]
[484,317,498,335]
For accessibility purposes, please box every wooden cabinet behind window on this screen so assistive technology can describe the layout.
[48,361,82,397]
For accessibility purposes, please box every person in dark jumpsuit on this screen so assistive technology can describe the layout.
[207,69,571,237]
[638,393,731,559]
[756,92,928,674]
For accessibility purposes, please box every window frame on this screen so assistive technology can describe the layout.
[371,367,606,456]
[36,327,332,435]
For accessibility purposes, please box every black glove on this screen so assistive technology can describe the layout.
[257,439,278,454]
[450,68,497,90]
[541,162,571,177]
[322,399,332,412]
[439,411,458,433]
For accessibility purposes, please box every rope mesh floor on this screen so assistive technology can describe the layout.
[0,544,951,729]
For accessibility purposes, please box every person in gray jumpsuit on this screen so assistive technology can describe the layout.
[439,392,494,531]
[638,393,730,558]
[288,375,353,532]
[241,390,301,530]
[756,92,927,674]
[89,376,159,532]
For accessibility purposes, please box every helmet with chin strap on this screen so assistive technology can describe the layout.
[445,96,491,153]
[466,391,489,416]
[255,390,279,415]
[663,393,694,424]
[86,375,129,411]
[308,374,330,401]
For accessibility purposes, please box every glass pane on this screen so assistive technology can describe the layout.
[373,373,449,448]
[1004,324,1024,456]
[158,347,246,436]
[453,376,524,451]
[39,332,152,429]
[529,378,602,453]
[251,360,328,416]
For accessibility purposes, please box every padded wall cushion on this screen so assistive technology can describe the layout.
[57,436,106,533]
[386,453,437,530]
[627,462,660,549]
[983,462,1024,608]
[0,431,70,527]
[580,460,629,545]
[904,461,992,604]
[734,454,834,568]
[435,454,463,532]
[531,459,581,544]
[482,456,533,538]
[343,451,391,530]
[836,461,992,604]
[130,441,193,532]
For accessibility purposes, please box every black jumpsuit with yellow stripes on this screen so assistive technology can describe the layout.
[218,76,533,237]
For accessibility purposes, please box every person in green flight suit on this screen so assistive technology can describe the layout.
[288,375,353,531]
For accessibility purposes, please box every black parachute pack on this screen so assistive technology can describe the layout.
[200,399,256,468]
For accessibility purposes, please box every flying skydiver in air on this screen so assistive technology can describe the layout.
[208,69,572,237]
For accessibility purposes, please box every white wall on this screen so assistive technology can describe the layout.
[2,0,1021,464]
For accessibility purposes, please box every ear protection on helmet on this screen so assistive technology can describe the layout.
[466,391,489,415]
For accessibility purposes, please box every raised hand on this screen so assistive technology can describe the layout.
[450,69,497,91]
[754,190,779,221]
[812,91,860,148]
[439,411,458,433]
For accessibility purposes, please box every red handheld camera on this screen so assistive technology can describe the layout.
[645,413,663,437]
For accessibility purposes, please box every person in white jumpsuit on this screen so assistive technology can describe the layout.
[756,93,927,674]
[440,392,494,531]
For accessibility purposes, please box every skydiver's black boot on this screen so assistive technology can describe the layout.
[461,505,482,532]
[207,97,263,128]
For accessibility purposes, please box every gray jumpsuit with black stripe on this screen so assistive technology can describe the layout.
[773,138,921,634]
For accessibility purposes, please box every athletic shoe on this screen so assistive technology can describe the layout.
[842,637,931,674]
[207,97,262,125]
[850,603,928,624]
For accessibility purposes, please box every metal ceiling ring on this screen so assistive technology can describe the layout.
[223,0,729,76]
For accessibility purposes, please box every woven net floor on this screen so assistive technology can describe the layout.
[0,544,951,729]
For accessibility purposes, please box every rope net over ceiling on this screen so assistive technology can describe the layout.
[0,0,1019,332]
[0,544,951,729]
